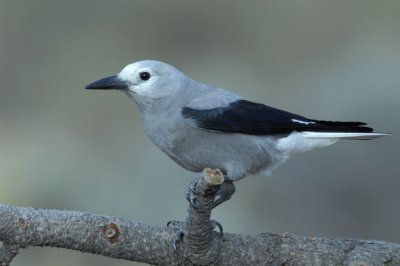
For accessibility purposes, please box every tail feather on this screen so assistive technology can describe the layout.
[302,119,390,139]
[302,131,390,140]
[310,120,373,133]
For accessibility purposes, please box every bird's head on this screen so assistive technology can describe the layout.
[85,60,187,101]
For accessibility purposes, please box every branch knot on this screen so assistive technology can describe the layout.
[101,222,121,243]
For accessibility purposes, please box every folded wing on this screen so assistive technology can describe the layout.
[182,99,382,136]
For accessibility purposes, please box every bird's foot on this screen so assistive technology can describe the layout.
[185,174,236,209]
[171,229,184,251]
[211,179,236,209]
[167,219,223,251]
[168,219,223,234]
[210,220,224,236]
[166,220,184,229]
[185,175,202,208]
[167,220,185,251]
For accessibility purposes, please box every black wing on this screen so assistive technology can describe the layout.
[182,100,373,135]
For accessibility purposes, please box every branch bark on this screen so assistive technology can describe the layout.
[1,169,399,265]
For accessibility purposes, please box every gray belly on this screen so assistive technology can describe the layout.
[164,127,281,181]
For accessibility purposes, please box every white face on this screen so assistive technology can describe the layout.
[117,60,184,100]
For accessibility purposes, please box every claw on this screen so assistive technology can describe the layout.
[171,230,184,251]
[185,191,197,208]
[167,221,185,251]
[211,180,236,209]
[166,220,184,228]
[185,178,200,208]
[210,220,224,237]
[189,195,197,208]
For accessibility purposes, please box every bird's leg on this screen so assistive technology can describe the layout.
[211,178,236,209]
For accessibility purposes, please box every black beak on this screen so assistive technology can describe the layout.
[85,75,128,90]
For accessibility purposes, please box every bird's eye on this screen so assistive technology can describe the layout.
[139,71,151,81]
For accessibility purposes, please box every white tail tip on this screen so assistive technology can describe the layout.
[301,132,391,140]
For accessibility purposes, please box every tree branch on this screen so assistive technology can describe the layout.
[1,169,399,265]
[0,242,19,266]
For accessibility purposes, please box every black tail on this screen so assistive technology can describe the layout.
[310,120,373,133]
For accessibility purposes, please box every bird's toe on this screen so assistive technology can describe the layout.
[166,220,185,229]
[171,230,184,251]
[210,220,224,237]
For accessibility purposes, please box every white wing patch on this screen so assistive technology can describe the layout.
[291,119,315,125]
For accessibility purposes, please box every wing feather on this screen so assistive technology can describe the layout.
[182,99,373,135]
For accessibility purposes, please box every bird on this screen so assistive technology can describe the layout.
[85,60,389,208]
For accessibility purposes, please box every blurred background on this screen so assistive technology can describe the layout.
[0,1,399,265]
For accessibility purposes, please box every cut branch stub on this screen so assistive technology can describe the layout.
[202,168,224,186]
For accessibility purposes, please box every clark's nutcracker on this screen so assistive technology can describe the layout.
[86,60,389,207]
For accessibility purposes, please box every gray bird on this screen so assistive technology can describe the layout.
[86,60,389,207]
